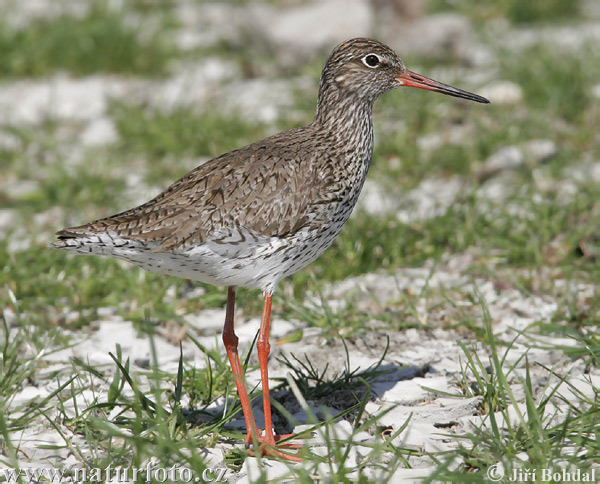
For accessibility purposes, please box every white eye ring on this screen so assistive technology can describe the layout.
[362,54,381,68]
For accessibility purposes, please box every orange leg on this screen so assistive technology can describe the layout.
[257,292,275,444]
[254,292,303,461]
[222,287,260,447]
[222,288,302,462]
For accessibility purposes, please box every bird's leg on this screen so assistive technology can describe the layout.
[253,291,303,461]
[257,292,277,445]
[222,286,260,449]
[223,288,301,461]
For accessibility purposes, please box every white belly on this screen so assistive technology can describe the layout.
[55,223,345,293]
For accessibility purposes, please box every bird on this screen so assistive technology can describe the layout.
[51,38,489,461]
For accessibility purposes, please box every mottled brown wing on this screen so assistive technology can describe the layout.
[150,148,323,252]
[57,128,333,250]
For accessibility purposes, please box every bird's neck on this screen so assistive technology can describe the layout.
[312,85,375,205]
[312,85,375,155]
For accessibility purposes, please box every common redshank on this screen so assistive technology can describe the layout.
[52,38,489,461]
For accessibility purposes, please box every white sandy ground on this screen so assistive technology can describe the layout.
[4,253,599,483]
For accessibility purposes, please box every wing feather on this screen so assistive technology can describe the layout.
[57,127,339,252]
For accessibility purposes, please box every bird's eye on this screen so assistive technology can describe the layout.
[362,54,380,68]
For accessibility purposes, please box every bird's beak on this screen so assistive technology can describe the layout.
[397,70,490,104]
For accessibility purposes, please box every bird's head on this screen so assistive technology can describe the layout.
[320,38,489,104]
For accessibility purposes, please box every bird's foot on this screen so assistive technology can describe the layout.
[272,433,304,448]
[245,431,304,462]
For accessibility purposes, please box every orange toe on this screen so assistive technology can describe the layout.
[245,432,304,462]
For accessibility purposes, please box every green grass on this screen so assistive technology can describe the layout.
[0,311,43,403]
[500,43,600,124]
[1,325,422,481]
[1,0,599,481]
[426,301,600,482]
[431,0,582,24]
[0,2,177,78]
[3,293,596,482]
